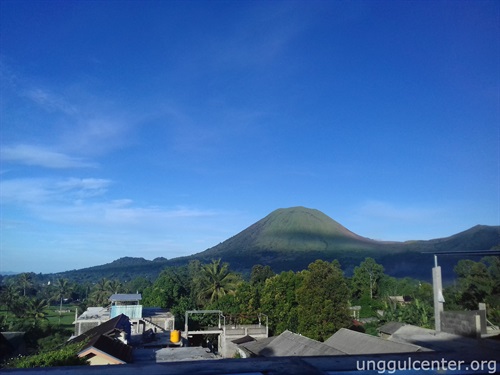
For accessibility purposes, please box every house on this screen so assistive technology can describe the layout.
[238,330,345,358]
[388,295,412,305]
[73,307,110,336]
[348,305,361,320]
[324,328,424,354]
[0,332,26,362]
[74,294,174,337]
[69,314,133,365]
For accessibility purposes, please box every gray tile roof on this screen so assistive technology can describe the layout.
[69,314,133,363]
[378,321,406,335]
[239,330,345,357]
[324,328,423,354]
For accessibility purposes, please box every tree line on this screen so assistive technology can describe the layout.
[1,255,499,366]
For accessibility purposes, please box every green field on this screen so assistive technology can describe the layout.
[45,305,77,329]
[0,303,77,331]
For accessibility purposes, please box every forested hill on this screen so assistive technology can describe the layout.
[49,207,499,283]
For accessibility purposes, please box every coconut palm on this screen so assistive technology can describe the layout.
[19,273,33,296]
[0,284,18,311]
[90,278,113,306]
[55,278,72,323]
[25,298,49,327]
[197,259,240,304]
[108,279,123,294]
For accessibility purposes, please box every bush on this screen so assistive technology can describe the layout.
[4,343,88,368]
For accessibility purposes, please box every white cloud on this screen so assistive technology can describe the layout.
[0,144,96,169]
[64,117,134,156]
[24,88,78,115]
[0,175,216,226]
[0,177,110,204]
[36,201,217,228]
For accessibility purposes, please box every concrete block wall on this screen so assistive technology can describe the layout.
[441,310,486,338]
[219,325,268,358]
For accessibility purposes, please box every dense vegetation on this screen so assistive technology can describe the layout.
[1,255,499,368]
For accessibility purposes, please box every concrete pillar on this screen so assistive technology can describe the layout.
[432,266,444,332]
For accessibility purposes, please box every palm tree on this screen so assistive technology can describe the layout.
[55,278,72,324]
[25,298,49,327]
[0,284,17,311]
[19,273,33,296]
[108,279,122,294]
[197,259,240,304]
[0,284,21,324]
[91,278,112,306]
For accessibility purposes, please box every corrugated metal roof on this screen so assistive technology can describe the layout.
[109,293,142,302]
[324,328,422,354]
[240,330,344,357]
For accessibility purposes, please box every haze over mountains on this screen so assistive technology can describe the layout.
[53,207,499,282]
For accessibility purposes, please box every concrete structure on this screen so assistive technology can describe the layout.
[110,294,142,319]
[133,347,219,363]
[73,307,110,336]
[74,294,174,337]
[440,310,487,338]
[220,323,268,358]
[387,323,500,357]
[432,260,445,332]
[183,310,269,358]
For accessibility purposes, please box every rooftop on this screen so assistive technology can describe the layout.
[324,328,424,355]
[388,324,500,357]
[134,347,219,363]
[110,294,142,302]
[75,307,109,321]
[377,321,406,335]
[239,330,344,357]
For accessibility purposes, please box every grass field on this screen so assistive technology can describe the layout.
[1,303,77,331]
[45,305,77,328]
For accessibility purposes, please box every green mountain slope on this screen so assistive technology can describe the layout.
[189,207,393,273]
[53,207,499,283]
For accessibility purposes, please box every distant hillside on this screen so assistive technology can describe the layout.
[52,206,499,283]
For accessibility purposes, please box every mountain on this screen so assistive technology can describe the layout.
[52,206,499,283]
[184,207,396,272]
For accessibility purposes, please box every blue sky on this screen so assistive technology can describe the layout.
[1,0,498,274]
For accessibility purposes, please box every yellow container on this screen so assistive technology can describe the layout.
[170,329,181,343]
